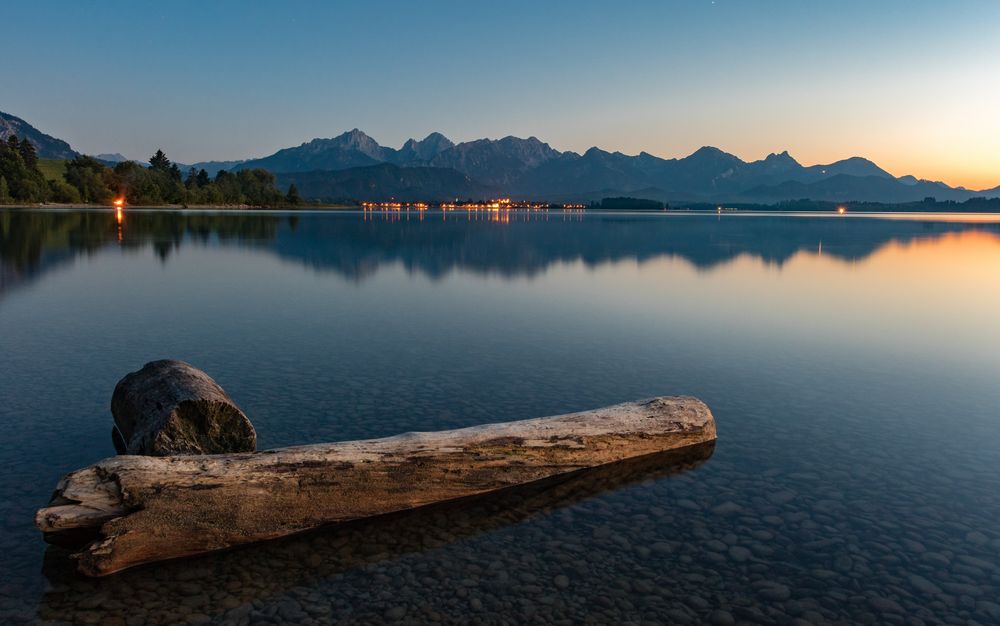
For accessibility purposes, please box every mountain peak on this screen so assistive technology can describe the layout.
[687,146,743,167]
[688,146,737,160]
[821,156,893,179]
[398,132,454,161]
[338,128,376,143]
[760,150,800,168]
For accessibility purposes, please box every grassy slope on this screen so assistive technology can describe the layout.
[37,159,67,182]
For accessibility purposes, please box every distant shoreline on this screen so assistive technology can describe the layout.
[0,202,361,210]
[3,203,1000,215]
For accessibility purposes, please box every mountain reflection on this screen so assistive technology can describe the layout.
[3,209,999,295]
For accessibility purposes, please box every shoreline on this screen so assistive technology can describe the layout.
[0,202,361,210]
[2,204,999,216]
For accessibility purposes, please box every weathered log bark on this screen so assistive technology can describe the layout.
[37,396,715,576]
[111,359,256,456]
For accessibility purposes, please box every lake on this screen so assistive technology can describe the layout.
[1,208,999,625]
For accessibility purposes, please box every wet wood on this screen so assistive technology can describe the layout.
[37,396,716,576]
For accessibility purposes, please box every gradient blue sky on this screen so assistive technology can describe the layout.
[3,1,998,187]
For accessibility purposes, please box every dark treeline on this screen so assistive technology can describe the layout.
[0,136,59,203]
[0,139,299,207]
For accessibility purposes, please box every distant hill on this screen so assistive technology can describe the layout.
[274,163,496,202]
[740,174,975,204]
[176,160,247,177]
[235,129,392,173]
[0,111,77,159]
[94,153,128,163]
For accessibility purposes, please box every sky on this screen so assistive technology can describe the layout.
[2,0,998,189]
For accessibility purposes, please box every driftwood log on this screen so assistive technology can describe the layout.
[37,396,716,576]
[38,443,716,623]
[111,360,255,456]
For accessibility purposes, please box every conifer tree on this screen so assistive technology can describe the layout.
[149,149,171,170]
[18,138,38,168]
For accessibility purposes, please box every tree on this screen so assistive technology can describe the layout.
[169,163,182,182]
[64,155,115,203]
[0,136,48,202]
[49,179,81,203]
[286,183,301,205]
[149,149,171,171]
[0,176,9,203]
[196,169,210,187]
[18,138,38,168]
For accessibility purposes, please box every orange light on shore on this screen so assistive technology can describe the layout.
[837,206,846,215]
[114,198,125,208]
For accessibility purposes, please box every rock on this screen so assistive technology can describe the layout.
[705,540,728,552]
[728,546,752,562]
[869,597,904,614]
[768,489,798,504]
[977,600,1000,619]
[709,609,735,625]
[712,501,742,515]
[966,531,989,545]
[384,606,406,620]
[754,581,791,601]
[957,554,995,571]
[908,575,941,595]
[553,575,569,589]
[111,360,256,456]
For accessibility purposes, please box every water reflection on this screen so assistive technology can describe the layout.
[38,443,714,624]
[3,209,1000,296]
[1,209,999,624]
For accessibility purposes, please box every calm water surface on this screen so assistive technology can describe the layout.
[1,209,999,625]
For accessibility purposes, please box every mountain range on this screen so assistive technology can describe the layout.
[236,129,997,203]
[3,109,997,204]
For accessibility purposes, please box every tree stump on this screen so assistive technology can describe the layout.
[111,359,256,456]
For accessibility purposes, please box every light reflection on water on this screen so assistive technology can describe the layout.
[1,209,999,624]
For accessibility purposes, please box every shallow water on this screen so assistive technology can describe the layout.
[1,209,999,625]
